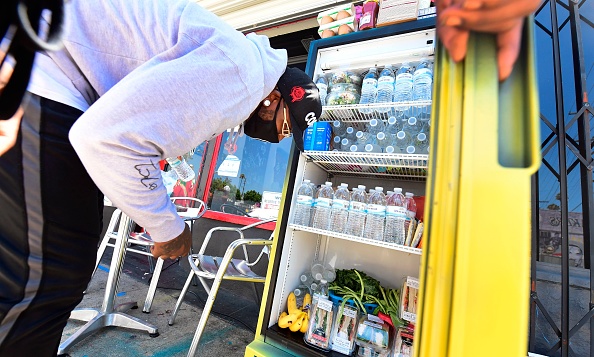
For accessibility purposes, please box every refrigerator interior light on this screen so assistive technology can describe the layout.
[319,46,434,71]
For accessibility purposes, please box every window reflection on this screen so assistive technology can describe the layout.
[208,131,292,219]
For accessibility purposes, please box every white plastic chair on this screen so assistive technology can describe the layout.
[93,197,206,313]
[167,219,275,357]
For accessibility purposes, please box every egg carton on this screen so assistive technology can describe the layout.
[316,4,355,25]
[318,16,356,38]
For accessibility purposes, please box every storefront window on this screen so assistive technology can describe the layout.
[207,131,292,219]
[169,142,208,207]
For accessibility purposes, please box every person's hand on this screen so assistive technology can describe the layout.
[0,56,22,156]
[151,223,192,260]
[0,110,22,156]
[436,0,541,81]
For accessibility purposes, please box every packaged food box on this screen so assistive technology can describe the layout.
[400,276,419,323]
[330,304,359,355]
[304,297,336,351]
[311,122,332,151]
[355,314,391,353]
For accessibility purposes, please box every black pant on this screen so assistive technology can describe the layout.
[0,95,103,356]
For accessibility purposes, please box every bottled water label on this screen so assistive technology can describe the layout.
[397,72,413,82]
[386,206,407,216]
[333,199,348,210]
[350,201,366,213]
[367,204,386,215]
[378,76,395,85]
[406,209,416,218]
[316,197,332,208]
[362,78,378,87]
[297,195,313,205]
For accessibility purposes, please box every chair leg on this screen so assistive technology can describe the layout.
[187,275,224,357]
[142,257,164,313]
[168,270,194,326]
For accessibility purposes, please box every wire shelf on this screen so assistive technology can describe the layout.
[289,224,422,255]
[303,151,429,180]
[321,101,432,124]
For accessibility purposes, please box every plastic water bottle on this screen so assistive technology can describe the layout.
[341,138,353,151]
[384,188,407,244]
[413,58,433,102]
[333,136,342,151]
[415,132,429,154]
[394,130,411,153]
[355,130,372,146]
[386,116,400,135]
[293,284,310,308]
[329,183,350,233]
[393,63,413,111]
[293,179,314,226]
[375,132,390,149]
[166,156,195,181]
[345,185,367,237]
[300,270,315,287]
[364,143,382,153]
[349,144,362,152]
[310,261,325,281]
[375,65,395,114]
[367,118,385,135]
[359,68,378,114]
[332,120,346,137]
[312,182,334,230]
[345,127,357,141]
[363,187,387,241]
[316,75,328,105]
[312,279,330,305]
[403,117,420,136]
[384,145,396,154]
[404,192,418,242]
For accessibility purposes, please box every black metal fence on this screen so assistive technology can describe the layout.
[530,0,594,356]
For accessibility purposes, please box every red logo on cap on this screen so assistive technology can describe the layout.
[290,86,305,102]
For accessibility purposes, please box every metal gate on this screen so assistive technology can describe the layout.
[530,0,594,356]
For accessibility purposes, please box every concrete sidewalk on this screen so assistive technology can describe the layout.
[59,261,257,357]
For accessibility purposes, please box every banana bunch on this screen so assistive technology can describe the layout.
[278,292,311,333]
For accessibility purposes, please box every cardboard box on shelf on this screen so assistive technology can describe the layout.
[376,0,420,27]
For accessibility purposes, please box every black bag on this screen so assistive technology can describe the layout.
[0,0,64,119]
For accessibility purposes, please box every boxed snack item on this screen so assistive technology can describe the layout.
[400,277,419,323]
[376,0,419,27]
[304,297,336,351]
[330,304,360,355]
[311,122,332,151]
[355,314,391,356]
[393,326,414,357]
[303,126,315,151]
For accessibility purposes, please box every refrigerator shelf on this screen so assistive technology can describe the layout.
[320,100,432,123]
[289,224,422,255]
[302,150,428,180]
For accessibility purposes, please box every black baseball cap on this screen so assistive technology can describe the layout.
[276,67,322,151]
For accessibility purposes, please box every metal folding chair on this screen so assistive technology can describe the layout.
[167,219,275,357]
[93,197,206,313]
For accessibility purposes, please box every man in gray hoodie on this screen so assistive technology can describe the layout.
[0,0,321,355]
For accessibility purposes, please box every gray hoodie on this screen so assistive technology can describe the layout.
[28,0,287,242]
